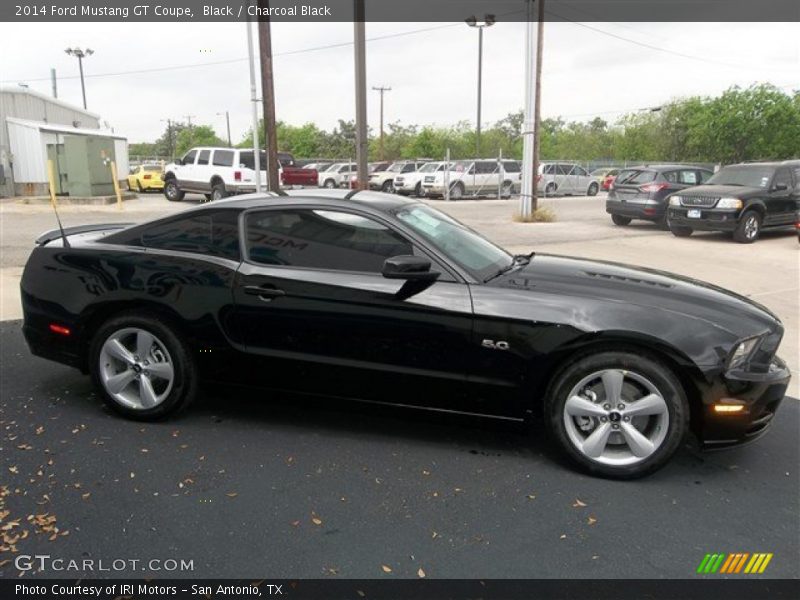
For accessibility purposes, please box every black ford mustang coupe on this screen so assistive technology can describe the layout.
[21,190,790,478]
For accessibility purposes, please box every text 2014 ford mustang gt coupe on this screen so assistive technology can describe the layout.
[21,190,790,478]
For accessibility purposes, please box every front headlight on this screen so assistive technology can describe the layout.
[716,197,743,209]
[728,335,763,370]
[669,196,682,206]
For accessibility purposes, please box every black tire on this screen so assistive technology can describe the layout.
[449,182,465,200]
[501,180,514,198]
[545,350,689,479]
[733,210,762,244]
[164,179,185,202]
[89,312,198,421]
[611,214,632,226]
[545,182,557,196]
[203,194,213,202]
[414,182,422,197]
[137,181,144,193]
[323,179,336,189]
[211,182,226,201]
[587,182,599,196]
[670,225,693,237]
[381,180,394,193]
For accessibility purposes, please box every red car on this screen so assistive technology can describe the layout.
[278,152,318,187]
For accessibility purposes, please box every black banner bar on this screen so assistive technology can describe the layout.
[2,579,800,600]
[3,0,800,23]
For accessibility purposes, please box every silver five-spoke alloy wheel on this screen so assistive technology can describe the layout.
[743,214,759,240]
[98,327,175,410]
[563,368,669,466]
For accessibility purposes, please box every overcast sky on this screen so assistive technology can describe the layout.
[1,21,798,144]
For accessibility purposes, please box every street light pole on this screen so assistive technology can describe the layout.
[372,86,391,161]
[218,111,232,146]
[465,15,495,158]
[64,47,93,109]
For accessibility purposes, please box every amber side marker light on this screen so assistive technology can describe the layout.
[713,404,746,414]
[49,324,71,336]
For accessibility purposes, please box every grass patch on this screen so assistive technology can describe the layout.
[512,206,557,223]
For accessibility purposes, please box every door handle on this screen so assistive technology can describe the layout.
[243,285,286,300]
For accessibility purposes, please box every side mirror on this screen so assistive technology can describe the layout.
[174,158,183,166]
[772,183,788,192]
[382,255,439,281]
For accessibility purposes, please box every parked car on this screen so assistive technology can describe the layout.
[590,167,620,192]
[317,163,355,188]
[163,147,268,202]
[302,162,332,172]
[127,164,164,193]
[277,152,318,187]
[667,161,800,243]
[369,160,429,193]
[606,165,714,227]
[424,159,521,199]
[395,161,447,197]
[21,189,790,479]
[344,162,394,189]
[537,163,599,196]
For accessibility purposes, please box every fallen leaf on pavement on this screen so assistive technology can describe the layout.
[417,567,426,578]
[572,499,587,508]
[381,565,392,573]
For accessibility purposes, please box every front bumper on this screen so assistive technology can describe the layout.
[700,356,791,449]
[668,207,741,232]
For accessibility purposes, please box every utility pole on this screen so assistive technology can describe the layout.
[353,0,368,190]
[520,0,544,219]
[258,0,281,192]
[64,47,93,109]
[372,86,391,161]
[245,2,262,193]
[160,118,174,158]
[531,0,544,212]
[183,115,195,127]
[218,111,232,146]
[50,68,58,98]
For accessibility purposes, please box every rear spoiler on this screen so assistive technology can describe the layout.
[36,223,135,246]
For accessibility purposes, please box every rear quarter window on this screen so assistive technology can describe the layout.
[106,210,241,261]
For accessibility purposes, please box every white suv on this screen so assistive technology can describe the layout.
[318,163,356,188]
[423,159,522,199]
[538,162,599,196]
[394,161,446,197]
[163,147,268,202]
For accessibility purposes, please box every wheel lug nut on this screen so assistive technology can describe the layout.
[600,417,608,423]
[623,416,630,422]
[603,404,611,410]
[612,424,620,430]
[617,404,625,410]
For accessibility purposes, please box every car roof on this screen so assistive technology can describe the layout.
[619,164,712,171]
[201,189,417,213]
[727,160,800,168]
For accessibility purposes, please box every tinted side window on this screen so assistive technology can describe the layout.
[502,161,521,173]
[574,166,589,177]
[182,150,197,165]
[402,163,416,173]
[475,161,495,174]
[239,150,267,171]
[679,170,699,185]
[213,150,234,167]
[699,170,713,183]
[543,164,555,175]
[556,164,573,175]
[246,209,413,273]
[136,210,240,260]
[197,150,210,166]
[773,168,792,190]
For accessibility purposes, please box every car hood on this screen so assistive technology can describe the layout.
[678,184,764,198]
[494,253,780,338]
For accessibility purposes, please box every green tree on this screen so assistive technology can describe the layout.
[174,125,224,156]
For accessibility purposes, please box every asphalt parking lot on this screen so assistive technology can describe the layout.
[1,191,798,579]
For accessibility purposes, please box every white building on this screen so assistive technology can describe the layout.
[0,86,128,197]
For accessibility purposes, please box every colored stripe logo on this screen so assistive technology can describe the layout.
[697,553,773,574]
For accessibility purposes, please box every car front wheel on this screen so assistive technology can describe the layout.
[670,225,693,237]
[733,210,762,243]
[611,214,631,226]
[545,351,688,479]
[89,313,197,421]
[164,180,185,202]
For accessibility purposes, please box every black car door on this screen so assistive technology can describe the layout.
[229,205,476,411]
[765,167,797,225]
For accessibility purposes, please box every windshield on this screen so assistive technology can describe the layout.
[446,161,468,172]
[387,162,406,173]
[394,204,512,282]
[419,162,440,173]
[616,169,656,185]
[706,165,774,188]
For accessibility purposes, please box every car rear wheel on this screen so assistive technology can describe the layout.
[211,183,226,201]
[164,180,185,202]
[137,181,144,193]
[733,210,762,244]
[381,180,394,193]
[414,182,423,197]
[545,182,557,196]
[587,182,599,196]
[501,180,514,198]
[90,313,197,421]
[449,182,465,200]
[323,179,336,189]
[670,225,693,237]
[545,351,688,479]
[611,214,631,226]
